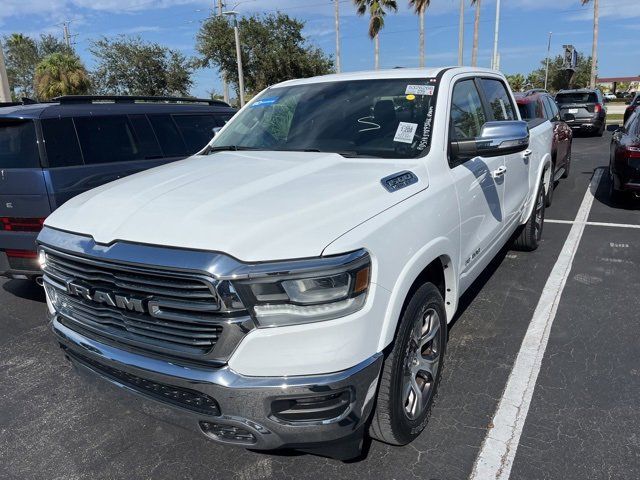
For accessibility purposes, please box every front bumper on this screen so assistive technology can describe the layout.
[52,316,383,451]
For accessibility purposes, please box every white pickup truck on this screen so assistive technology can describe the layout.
[38,67,552,459]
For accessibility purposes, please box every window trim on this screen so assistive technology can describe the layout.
[477,77,517,122]
[447,75,491,169]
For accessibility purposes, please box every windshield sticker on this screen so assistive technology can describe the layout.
[417,105,434,151]
[393,122,418,144]
[405,84,435,96]
[406,94,416,101]
[251,97,279,108]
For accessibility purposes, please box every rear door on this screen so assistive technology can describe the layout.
[42,115,168,209]
[0,118,50,254]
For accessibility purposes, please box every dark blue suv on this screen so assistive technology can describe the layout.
[0,95,235,281]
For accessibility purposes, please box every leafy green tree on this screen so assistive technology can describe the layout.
[196,13,333,97]
[2,33,73,100]
[90,36,192,96]
[34,52,91,100]
[3,34,39,99]
[527,53,592,92]
[354,0,398,69]
[505,73,526,92]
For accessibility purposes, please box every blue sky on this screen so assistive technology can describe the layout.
[2,0,639,97]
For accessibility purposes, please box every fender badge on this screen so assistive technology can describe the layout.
[381,171,419,192]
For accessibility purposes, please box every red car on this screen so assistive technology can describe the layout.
[516,91,573,206]
[623,92,640,124]
[610,108,640,201]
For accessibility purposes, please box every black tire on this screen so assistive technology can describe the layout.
[545,164,555,207]
[609,167,625,203]
[369,283,447,446]
[597,122,605,137]
[561,148,571,179]
[513,180,545,251]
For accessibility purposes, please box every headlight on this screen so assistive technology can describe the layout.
[234,250,371,327]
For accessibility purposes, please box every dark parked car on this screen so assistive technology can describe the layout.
[516,91,572,206]
[610,108,640,201]
[0,95,235,281]
[555,89,606,136]
[623,92,640,124]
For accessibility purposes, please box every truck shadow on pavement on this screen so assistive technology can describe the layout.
[2,279,46,303]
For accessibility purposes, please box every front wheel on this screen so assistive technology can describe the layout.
[513,180,545,251]
[369,283,447,446]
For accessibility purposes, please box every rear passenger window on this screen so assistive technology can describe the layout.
[41,118,84,168]
[74,115,152,165]
[172,115,218,152]
[450,79,487,141]
[148,115,187,157]
[128,115,162,159]
[481,79,516,121]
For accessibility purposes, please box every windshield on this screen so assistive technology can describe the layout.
[555,92,598,104]
[211,78,438,159]
[0,119,40,169]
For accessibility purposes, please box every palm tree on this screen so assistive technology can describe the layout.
[354,0,398,70]
[471,0,481,67]
[409,0,430,68]
[582,0,598,88]
[34,52,91,101]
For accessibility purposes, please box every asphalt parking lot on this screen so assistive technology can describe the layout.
[1,132,638,480]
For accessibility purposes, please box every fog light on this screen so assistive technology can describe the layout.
[200,422,257,444]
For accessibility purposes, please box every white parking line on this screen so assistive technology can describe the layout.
[469,168,604,480]
[546,219,640,229]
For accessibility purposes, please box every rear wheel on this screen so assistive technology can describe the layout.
[369,283,447,446]
[596,122,605,137]
[514,181,545,251]
[609,167,624,203]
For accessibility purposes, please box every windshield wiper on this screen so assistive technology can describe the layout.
[206,145,261,154]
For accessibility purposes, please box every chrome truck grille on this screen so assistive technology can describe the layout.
[42,247,251,364]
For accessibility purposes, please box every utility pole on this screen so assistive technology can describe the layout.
[457,0,464,66]
[0,40,11,102]
[492,0,501,70]
[590,0,599,88]
[217,0,230,104]
[334,0,341,73]
[544,32,553,91]
[224,11,245,107]
[63,22,71,48]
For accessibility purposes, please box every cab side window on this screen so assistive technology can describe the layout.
[450,79,487,141]
[481,79,516,121]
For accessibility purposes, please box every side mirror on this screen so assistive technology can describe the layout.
[626,101,631,105]
[450,120,529,161]
[562,113,575,122]
[211,126,223,136]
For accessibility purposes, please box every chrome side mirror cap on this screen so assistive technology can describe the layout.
[450,120,530,161]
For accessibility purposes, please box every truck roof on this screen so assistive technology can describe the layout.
[271,66,501,88]
[0,100,235,120]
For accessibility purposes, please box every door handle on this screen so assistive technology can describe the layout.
[523,149,533,158]
[492,166,507,178]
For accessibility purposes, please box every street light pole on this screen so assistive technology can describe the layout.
[334,0,341,73]
[457,0,464,66]
[492,0,501,70]
[217,0,230,104]
[544,32,553,91]
[224,11,245,107]
[0,40,11,102]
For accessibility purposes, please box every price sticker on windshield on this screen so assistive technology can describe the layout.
[394,122,418,144]
[405,85,434,96]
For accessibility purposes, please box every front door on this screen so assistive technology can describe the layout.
[448,78,505,285]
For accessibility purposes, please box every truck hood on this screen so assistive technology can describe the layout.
[45,151,427,261]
